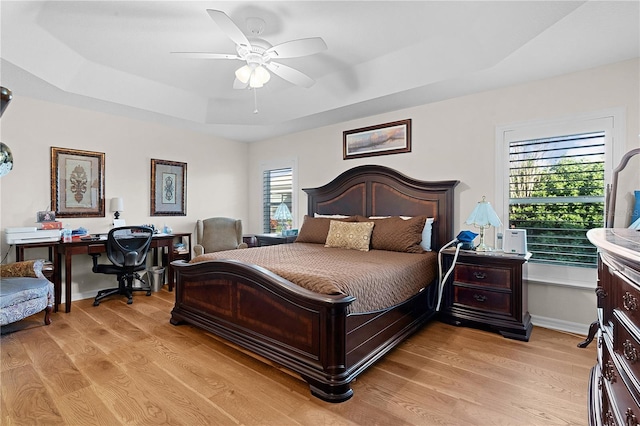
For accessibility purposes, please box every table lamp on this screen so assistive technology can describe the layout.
[273,202,292,235]
[465,196,502,252]
[110,197,124,220]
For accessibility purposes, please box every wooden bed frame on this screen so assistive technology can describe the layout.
[170,165,458,402]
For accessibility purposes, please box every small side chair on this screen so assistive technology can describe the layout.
[193,217,248,256]
[90,226,153,306]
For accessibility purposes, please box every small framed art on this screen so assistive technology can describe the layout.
[150,159,186,216]
[51,147,105,217]
[343,119,411,160]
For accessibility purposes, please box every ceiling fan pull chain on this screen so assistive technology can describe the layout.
[253,88,259,114]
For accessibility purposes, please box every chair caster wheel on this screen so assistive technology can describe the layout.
[127,298,133,304]
[146,291,151,296]
[93,301,100,306]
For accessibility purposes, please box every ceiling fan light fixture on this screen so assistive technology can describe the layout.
[235,65,252,84]
[253,65,270,84]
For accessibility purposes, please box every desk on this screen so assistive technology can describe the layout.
[16,233,190,313]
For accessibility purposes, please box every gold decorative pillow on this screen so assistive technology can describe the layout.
[295,215,357,244]
[356,215,426,253]
[0,259,42,278]
[324,220,374,251]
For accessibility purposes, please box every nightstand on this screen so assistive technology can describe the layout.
[255,233,297,247]
[439,248,532,341]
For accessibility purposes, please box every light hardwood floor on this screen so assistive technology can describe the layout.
[1,289,595,425]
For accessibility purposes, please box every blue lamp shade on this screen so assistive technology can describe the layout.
[465,196,502,251]
[465,197,502,228]
[273,202,292,221]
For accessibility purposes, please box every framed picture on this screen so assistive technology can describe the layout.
[343,119,411,160]
[51,147,105,218]
[150,159,186,216]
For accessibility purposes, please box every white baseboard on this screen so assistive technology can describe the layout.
[531,314,591,336]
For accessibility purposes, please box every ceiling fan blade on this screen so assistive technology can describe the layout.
[233,78,248,89]
[171,52,240,60]
[265,37,327,59]
[206,9,251,49]
[266,62,315,88]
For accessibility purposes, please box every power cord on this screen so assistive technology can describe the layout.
[436,239,463,312]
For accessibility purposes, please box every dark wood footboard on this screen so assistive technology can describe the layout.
[171,165,457,402]
[170,258,438,402]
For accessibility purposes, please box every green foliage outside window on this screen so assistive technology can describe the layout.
[510,158,604,267]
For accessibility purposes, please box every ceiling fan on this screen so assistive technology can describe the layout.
[173,9,327,89]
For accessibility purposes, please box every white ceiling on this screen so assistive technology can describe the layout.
[1,1,638,143]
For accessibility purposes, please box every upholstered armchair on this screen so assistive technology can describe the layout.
[0,259,54,326]
[194,217,248,256]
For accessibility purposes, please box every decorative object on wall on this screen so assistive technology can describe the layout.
[0,86,14,177]
[150,159,186,216]
[465,196,502,252]
[343,119,411,160]
[51,147,105,218]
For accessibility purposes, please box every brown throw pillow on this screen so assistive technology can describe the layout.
[356,215,426,253]
[324,220,374,251]
[295,215,356,244]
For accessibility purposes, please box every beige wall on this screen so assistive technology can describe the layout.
[247,59,640,334]
[0,97,248,301]
[1,59,637,331]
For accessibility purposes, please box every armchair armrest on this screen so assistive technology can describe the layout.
[0,259,49,279]
[193,244,204,257]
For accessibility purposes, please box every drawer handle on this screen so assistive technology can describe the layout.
[624,340,638,363]
[624,292,638,311]
[626,408,638,426]
[473,294,487,302]
[605,411,615,426]
[595,286,608,299]
[604,360,617,383]
[473,272,487,280]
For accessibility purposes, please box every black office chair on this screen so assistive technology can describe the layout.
[90,226,154,306]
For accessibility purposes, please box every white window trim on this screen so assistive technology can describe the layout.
[495,108,626,289]
[259,158,298,230]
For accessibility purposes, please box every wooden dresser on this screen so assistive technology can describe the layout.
[586,228,640,426]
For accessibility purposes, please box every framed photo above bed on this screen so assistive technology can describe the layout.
[343,119,411,160]
[51,147,105,218]
[150,159,186,216]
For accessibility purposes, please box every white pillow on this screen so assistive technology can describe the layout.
[369,216,434,251]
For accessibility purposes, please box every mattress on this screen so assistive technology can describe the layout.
[190,242,437,313]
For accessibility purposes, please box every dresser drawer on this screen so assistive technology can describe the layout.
[613,312,640,387]
[601,341,640,426]
[454,263,511,290]
[453,285,511,315]
[614,270,640,327]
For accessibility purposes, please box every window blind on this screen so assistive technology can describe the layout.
[509,132,605,267]
[263,167,293,233]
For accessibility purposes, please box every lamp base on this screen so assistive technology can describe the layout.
[475,243,494,252]
[475,227,494,252]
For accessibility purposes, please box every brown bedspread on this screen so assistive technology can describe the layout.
[190,242,437,313]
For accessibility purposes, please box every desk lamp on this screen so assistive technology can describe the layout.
[465,196,502,252]
[273,202,292,235]
[110,197,124,220]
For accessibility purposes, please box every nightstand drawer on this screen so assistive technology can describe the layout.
[454,263,511,290]
[453,286,511,315]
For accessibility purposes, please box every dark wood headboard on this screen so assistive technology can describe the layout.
[303,165,459,250]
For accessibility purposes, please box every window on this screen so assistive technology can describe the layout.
[508,132,605,268]
[263,167,293,233]
[496,109,624,287]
